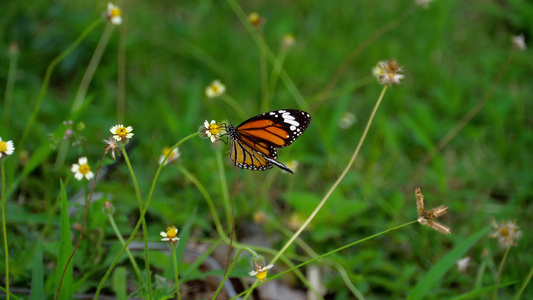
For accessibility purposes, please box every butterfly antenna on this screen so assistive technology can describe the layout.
[221,104,233,126]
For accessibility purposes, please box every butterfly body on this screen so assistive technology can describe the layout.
[226,109,311,174]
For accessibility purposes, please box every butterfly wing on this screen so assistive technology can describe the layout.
[228,109,311,173]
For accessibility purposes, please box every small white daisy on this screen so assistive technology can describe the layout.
[105,3,122,25]
[159,147,181,166]
[205,80,226,98]
[110,124,134,143]
[0,137,15,159]
[249,263,274,282]
[511,34,526,51]
[160,226,179,242]
[71,157,94,181]
[203,120,223,143]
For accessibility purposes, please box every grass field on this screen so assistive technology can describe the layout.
[1,0,532,299]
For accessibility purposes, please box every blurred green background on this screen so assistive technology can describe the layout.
[1,0,532,298]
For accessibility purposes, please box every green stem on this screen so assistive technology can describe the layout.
[70,23,115,114]
[258,30,269,112]
[271,85,388,264]
[120,145,153,300]
[107,213,144,285]
[212,248,245,299]
[513,260,533,300]
[226,0,308,110]
[215,149,231,227]
[493,247,511,300]
[20,19,101,149]
[242,84,388,299]
[234,220,418,299]
[1,161,10,300]
[172,247,181,300]
[265,48,288,111]
[94,132,198,299]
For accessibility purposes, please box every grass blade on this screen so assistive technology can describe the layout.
[407,226,490,300]
[54,180,73,300]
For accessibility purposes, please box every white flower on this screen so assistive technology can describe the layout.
[372,60,404,86]
[511,34,526,51]
[456,257,471,273]
[159,147,181,166]
[110,124,134,143]
[71,157,94,181]
[160,226,179,242]
[249,264,274,282]
[105,3,122,25]
[203,120,223,143]
[205,80,226,98]
[0,137,15,159]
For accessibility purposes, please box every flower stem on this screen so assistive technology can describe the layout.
[107,213,144,286]
[120,145,153,300]
[493,246,511,300]
[94,132,198,299]
[212,248,245,300]
[271,85,388,265]
[234,220,417,299]
[172,248,181,300]
[513,260,533,300]
[1,161,10,300]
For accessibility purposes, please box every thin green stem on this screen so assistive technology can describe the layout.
[271,85,387,265]
[242,84,388,298]
[177,160,321,298]
[493,247,511,300]
[267,216,363,299]
[3,45,18,128]
[234,220,418,299]
[213,248,245,300]
[20,19,101,149]
[265,48,288,111]
[258,30,269,111]
[71,23,115,114]
[177,165,226,238]
[215,149,231,225]
[120,144,153,300]
[107,213,144,285]
[172,247,181,300]
[1,161,10,300]
[226,0,308,110]
[513,261,533,300]
[94,132,198,299]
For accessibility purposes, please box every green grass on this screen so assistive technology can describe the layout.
[1,0,532,299]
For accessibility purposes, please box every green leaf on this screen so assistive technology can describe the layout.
[54,180,73,300]
[29,238,44,300]
[407,226,490,300]
[112,267,127,300]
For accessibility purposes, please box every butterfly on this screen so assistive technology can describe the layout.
[225,109,311,174]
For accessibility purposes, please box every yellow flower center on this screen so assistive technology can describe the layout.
[208,123,222,135]
[211,85,219,93]
[166,226,178,238]
[256,270,268,282]
[500,226,509,237]
[116,127,128,137]
[111,8,121,18]
[79,164,91,175]
[249,12,260,26]
[0,141,6,152]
